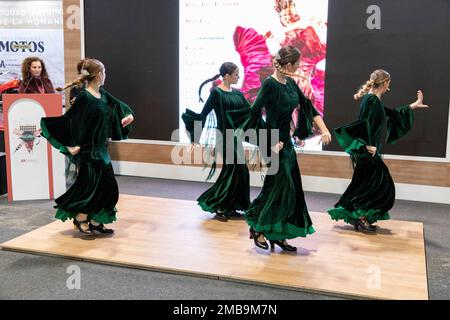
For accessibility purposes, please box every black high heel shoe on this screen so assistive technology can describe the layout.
[215,211,228,221]
[249,227,269,250]
[269,240,297,252]
[354,219,377,232]
[73,219,93,235]
[228,210,243,218]
[89,223,114,234]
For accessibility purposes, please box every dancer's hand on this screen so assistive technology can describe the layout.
[366,145,377,157]
[320,131,332,145]
[410,90,429,110]
[67,146,80,156]
[121,114,134,127]
[272,141,284,153]
[187,143,201,153]
[294,137,305,147]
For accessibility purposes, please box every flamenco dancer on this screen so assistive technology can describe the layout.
[230,46,331,252]
[182,62,251,221]
[40,58,134,235]
[328,69,429,232]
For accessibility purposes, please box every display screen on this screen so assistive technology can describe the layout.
[179,0,329,150]
[84,0,449,157]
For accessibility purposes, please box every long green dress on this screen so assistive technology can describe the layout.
[182,87,251,215]
[40,88,134,224]
[230,76,319,240]
[328,93,414,224]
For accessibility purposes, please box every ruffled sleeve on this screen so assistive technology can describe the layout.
[384,105,414,144]
[182,89,218,143]
[335,93,389,155]
[227,79,271,151]
[334,119,371,156]
[102,88,134,141]
[40,91,88,155]
[182,109,207,143]
[334,95,378,156]
[226,78,269,142]
[293,78,320,140]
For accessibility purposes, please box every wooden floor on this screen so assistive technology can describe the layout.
[1,194,428,300]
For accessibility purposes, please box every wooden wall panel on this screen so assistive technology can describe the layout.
[63,0,82,103]
[108,142,450,188]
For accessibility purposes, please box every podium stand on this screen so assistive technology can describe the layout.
[2,94,66,201]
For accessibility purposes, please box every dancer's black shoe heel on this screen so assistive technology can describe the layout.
[73,219,93,235]
[215,211,228,221]
[269,240,297,252]
[354,219,377,232]
[89,223,114,234]
[249,227,269,250]
[228,210,243,218]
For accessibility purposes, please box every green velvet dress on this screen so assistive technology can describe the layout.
[182,87,251,215]
[40,88,134,224]
[230,76,319,240]
[328,93,414,224]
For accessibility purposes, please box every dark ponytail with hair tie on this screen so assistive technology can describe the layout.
[197,62,238,103]
[198,74,220,102]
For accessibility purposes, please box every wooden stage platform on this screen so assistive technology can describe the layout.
[1,194,428,300]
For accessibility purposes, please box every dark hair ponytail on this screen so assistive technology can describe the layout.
[198,74,220,102]
[56,58,104,92]
[197,62,238,102]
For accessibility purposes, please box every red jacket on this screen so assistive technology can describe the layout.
[18,77,55,94]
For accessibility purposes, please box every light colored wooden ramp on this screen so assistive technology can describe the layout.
[1,194,428,300]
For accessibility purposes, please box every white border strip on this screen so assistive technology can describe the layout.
[446,98,450,159]
[112,161,450,205]
[80,0,85,58]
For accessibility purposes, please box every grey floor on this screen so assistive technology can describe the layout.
[0,176,449,300]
